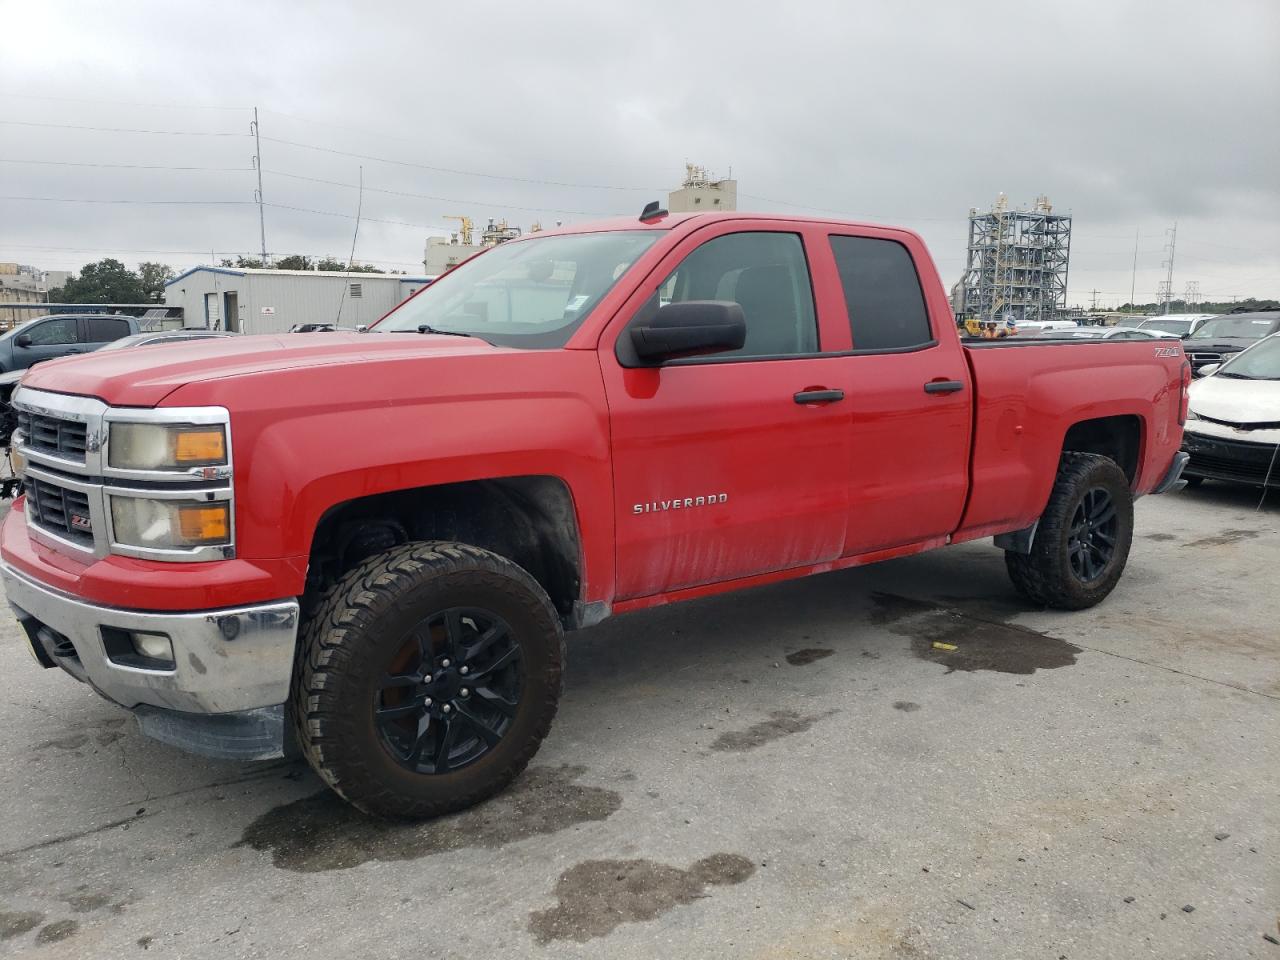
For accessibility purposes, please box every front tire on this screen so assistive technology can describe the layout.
[291,541,564,819]
[1005,453,1134,610]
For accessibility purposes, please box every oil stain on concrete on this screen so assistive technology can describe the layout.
[1145,532,1178,542]
[35,919,79,944]
[1182,529,1259,549]
[871,592,1081,675]
[893,701,922,712]
[238,764,621,873]
[710,709,837,752]
[785,648,834,666]
[0,911,44,941]
[529,853,755,944]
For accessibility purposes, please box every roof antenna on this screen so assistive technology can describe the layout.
[639,200,668,223]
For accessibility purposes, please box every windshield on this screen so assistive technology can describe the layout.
[1189,316,1280,340]
[1139,318,1190,335]
[377,231,660,347]
[1217,336,1280,379]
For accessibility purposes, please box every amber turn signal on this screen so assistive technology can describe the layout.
[177,504,230,543]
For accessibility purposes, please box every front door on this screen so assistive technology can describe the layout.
[602,226,851,600]
[13,316,83,369]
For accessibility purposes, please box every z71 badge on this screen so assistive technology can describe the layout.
[1154,345,1181,358]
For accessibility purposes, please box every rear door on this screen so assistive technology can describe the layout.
[823,232,972,554]
[81,316,134,351]
[600,223,852,599]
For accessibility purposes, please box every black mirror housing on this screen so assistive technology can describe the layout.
[14,333,31,348]
[630,301,746,363]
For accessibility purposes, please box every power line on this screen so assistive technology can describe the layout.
[0,195,253,206]
[260,135,662,192]
[0,158,253,172]
[0,119,247,137]
[264,169,618,217]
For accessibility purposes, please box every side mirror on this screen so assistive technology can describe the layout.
[1196,363,1220,377]
[630,301,746,362]
[14,334,31,349]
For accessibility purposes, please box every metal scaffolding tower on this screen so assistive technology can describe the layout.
[960,194,1072,325]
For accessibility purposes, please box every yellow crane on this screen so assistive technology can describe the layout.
[444,215,473,246]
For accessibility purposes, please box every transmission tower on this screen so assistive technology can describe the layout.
[1183,281,1200,310]
[1160,223,1177,315]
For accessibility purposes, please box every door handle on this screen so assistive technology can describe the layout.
[794,389,844,405]
[924,380,964,395]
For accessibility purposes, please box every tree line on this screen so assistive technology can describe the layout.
[49,256,401,304]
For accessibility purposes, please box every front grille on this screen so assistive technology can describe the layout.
[1197,413,1280,431]
[15,410,88,462]
[1188,353,1222,363]
[25,477,94,546]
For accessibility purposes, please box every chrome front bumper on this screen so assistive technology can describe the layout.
[1,560,298,717]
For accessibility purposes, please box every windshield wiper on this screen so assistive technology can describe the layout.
[417,324,475,337]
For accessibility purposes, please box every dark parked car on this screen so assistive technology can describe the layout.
[0,314,144,373]
[1184,311,1280,375]
[1,328,236,453]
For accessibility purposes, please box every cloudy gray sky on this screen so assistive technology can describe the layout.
[2,0,1277,306]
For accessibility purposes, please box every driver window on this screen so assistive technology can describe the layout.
[661,232,817,358]
[24,318,79,345]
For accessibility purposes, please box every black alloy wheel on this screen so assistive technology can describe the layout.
[1066,487,1119,583]
[375,607,522,774]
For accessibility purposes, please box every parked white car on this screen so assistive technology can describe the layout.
[1135,313,1218,338]
[1181,334,1280,489]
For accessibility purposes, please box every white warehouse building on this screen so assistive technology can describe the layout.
[164,267,434,334]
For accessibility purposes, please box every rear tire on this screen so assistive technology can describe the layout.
[291,541,564,819]
[1005,453,1134,610]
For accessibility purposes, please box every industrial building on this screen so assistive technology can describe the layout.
[163,267,433,334]
[423,216,528,274]
[0,263,71,326]
[959,195,1072,325]
[668,164,737,213]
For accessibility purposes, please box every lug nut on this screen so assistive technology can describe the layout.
[459,666,469,675]
[441,659,451,668]
[460,688,470,697]
[442,704,452,713]
[424,697,432,707]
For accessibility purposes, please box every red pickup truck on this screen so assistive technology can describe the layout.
[3,210,1189,818]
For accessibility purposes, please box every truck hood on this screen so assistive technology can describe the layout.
[1189,374,1280,426]
[18,332,501,407]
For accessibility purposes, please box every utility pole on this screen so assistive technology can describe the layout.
[1129,227,1138,312]
[1184,280,1200,311]
[1089,289,1100,311]
[251,107,268,266]
[1160,222,1177,315]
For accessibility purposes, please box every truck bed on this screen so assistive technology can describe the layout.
[956,337,1186,542]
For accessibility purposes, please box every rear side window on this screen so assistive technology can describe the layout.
[85,317,132,342]
[829,236,932,351]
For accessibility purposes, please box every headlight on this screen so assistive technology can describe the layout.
[108,422,227,471]
[110,496,231,550]
[1185,409,1201,421]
